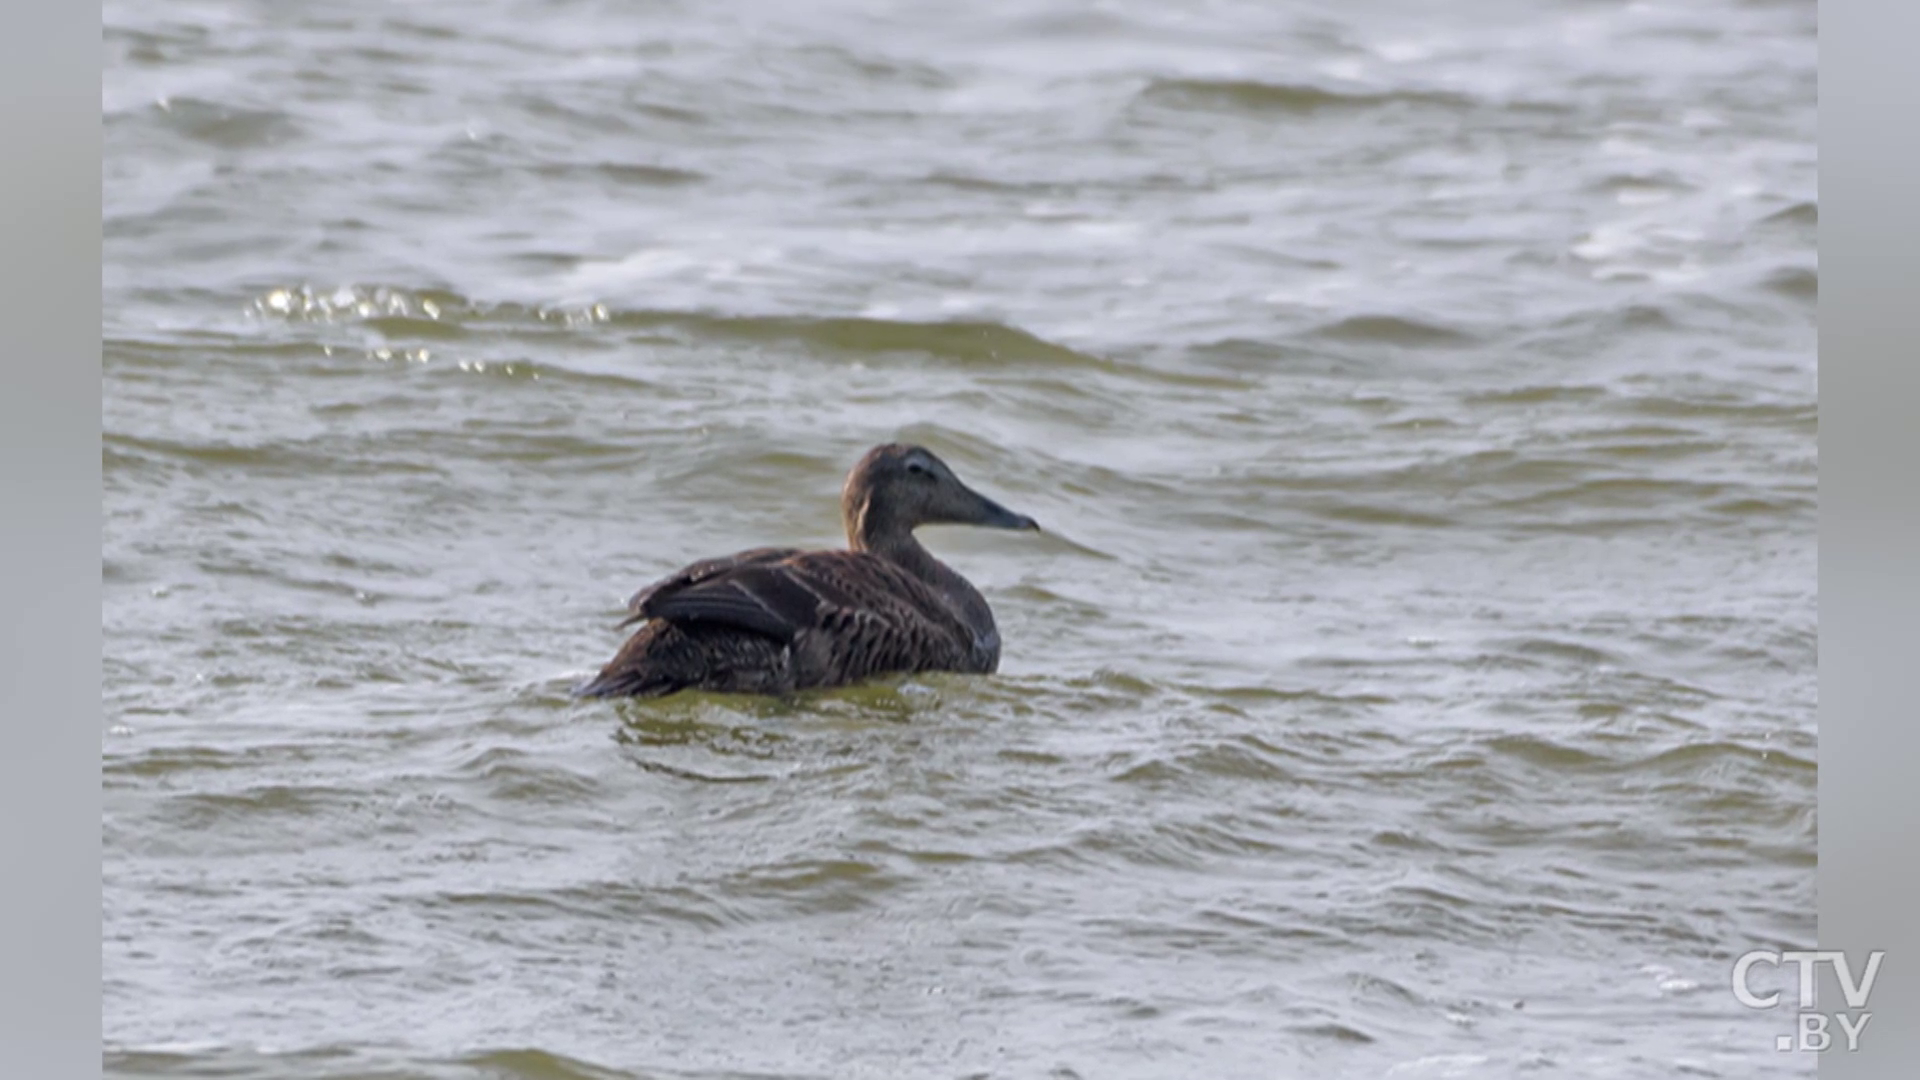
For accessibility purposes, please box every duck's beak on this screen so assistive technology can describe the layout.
[967,491,1040,532]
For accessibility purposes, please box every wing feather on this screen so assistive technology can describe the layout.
[640,562,832,643]
[621,547,800,626]
[617,548,979,679]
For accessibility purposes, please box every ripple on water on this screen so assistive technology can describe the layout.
[1135,78,1479,116]
[149,97,304,148]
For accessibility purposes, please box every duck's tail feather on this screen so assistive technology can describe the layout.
[575,620,793,699]
[572,668,680,699]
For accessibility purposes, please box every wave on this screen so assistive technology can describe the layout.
[1136,78,1476,116]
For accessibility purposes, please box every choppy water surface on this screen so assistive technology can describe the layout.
[102,1,1817,1076]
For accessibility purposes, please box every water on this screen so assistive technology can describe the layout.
[102,0,1818,1076]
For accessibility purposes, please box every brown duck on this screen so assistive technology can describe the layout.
[577,443,1040,698]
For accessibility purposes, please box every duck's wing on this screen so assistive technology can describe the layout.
[628,550,976,673]
[621,546,801,627]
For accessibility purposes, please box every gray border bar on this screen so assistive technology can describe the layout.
[1821,1,1918,1077]
[0,0,105,1071]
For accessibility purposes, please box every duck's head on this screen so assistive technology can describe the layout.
[842,443,1039,547]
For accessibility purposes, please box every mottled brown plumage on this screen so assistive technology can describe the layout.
[577,444,1040,699]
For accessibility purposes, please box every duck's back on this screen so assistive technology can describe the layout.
[577,547,987,698]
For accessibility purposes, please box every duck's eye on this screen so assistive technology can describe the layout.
[906,460,931,477]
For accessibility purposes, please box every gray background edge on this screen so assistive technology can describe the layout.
[1821,1,1917,1077]
[0,0,106,1072]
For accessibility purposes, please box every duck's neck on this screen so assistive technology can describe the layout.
[848,513,999,661]
[849,510,942,582]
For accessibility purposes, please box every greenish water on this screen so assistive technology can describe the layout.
[103,0,1816,1076]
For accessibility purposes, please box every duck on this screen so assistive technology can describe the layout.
[577,443,1040,699]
